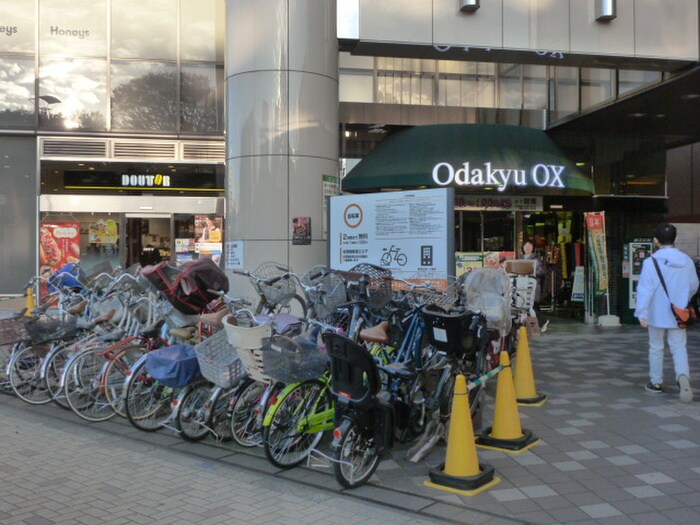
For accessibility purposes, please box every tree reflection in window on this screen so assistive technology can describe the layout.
[111,70,220,132]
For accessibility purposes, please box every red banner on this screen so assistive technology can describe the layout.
[584,212,608,295]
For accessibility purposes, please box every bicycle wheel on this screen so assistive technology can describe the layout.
[263,379,331,469]
[124,357,176,432]
[229,378,265,447]
[177,381,214,442]
[63,349,115,422]
[43,341,79,409]
[208,387,235,442]
[0,342,24,395]
[8,344,52,405]
[102,345,148,418]
[332,420,380,489]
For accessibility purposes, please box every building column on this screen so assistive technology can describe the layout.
[225,0,338,277]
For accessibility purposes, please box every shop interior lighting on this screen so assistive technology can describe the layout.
[459,0,479,13]
[627,112,646,118]
[680,93,700,100]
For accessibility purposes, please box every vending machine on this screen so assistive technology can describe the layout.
[620,238,653,323]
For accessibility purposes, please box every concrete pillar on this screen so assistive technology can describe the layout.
[225,0,338,278]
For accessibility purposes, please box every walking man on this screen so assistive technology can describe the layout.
[635,223,699,402]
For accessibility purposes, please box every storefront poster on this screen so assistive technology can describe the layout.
[571,266,585,302]
[329,188,453,277]
[88,219,118,244]
[584,211,609,296]
[455,252,483,276]
[292,217,311,245]
[455,251,515,276]
[39,222,81,298]
[225,240,244,269]
[195,215,222,264]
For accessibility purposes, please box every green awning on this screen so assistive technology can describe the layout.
[342,124,594,196]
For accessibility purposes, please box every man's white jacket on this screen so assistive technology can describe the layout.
[634,247,699,329]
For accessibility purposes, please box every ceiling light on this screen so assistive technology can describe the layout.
[627,112,646,118]
[680,93,700,100]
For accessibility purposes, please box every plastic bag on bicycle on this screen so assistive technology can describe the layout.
[420,305,488,359]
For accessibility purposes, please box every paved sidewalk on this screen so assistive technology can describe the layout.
[0,401,440,525]
[2,319,700,524]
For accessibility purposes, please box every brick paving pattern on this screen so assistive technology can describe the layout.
[2,317,700,524]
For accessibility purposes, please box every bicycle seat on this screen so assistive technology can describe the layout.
[324,332,382,407]
[359,321,390,344]
[139,320,165,339]
[170,326,197,341]
[67,300,88,315]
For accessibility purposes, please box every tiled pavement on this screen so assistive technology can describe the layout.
[2,318,700,524]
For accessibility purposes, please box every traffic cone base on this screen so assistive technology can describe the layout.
[513,327,546,406]
[517,393,548,407]
[476,427,540,454]
[424,374,500,496]
[425,465,501,496]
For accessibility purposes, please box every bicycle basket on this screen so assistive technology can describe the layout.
[420,305,486,358]
[194,330,246,388]
[252,261,296,306]
[348,263,392,312]
[223,314,272,349]
[24,313,78,345]
[397,273,461,310]
[301,265,348,321]
[0,316,30,345]
[260,334,328,384]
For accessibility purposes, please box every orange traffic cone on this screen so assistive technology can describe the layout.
[477,351,540,453]
[513,326,547,406]
[424,374,501,496]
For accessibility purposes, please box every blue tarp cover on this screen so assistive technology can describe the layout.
[146,345,201,388]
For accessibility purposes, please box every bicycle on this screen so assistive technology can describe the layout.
[232,262,307,316]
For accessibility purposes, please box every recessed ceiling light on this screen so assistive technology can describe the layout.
[680,93,700,100]
[628,112,646,118]
[653,114,666,119]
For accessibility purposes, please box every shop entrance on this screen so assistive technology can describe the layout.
[125,215,172,268]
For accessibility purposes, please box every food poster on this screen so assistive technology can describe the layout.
[88,219,118,244]
[39,221,81,300]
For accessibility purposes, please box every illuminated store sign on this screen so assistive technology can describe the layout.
[64,171,222,192]
[432,162,565,192]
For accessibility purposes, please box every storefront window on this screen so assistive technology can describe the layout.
[581,67,614,110]
[111,60,177,131]
[0,2,35,53]
[181,63,224,133]
[38,57,107,131]
[553,66,578,117]
[111,0,176,60]
[498,64,521,109]
[180,0,224,62]
[618,70,662,97]
[39,0,107,58]
[0,55,35,128]
[523,65,547,110]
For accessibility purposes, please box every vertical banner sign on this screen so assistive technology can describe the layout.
[584,211,609,296]
[329,188,454,277]
[322,174,340,238]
